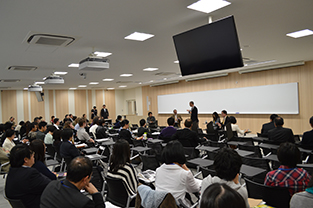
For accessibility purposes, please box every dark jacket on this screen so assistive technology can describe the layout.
[32,161,57,180]
[190,106,199,122]
[268,126,295,144]
[171,128,202,147]
[95,126,108,139]
[60,141,80,161]
[137,127,151,137]
[301,129,313,149]
[40,179,105,208]
[261,121,275,136]
[119,129,133,144]
[100,108,109,119]
[5,167,51,208]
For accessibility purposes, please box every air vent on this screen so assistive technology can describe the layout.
[27,34,75,47]
[155,72,176,76]
[0,79,20,83]
[116,81,133,84]
[8,66,37,71]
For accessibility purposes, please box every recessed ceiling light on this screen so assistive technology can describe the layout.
[149,80,154,82]
[78,85,87,87]
[68,63,79,67]
[187,0,231,14]
[103,78,114,81]
[54,71,68,75]
[174,60,179,64]
[286,29,313,38]
[120,74,133,77]
[119,85,127,88]
[124,32,154,41]
[163,78,167,80]
[143,68,158,72]
[23,88,28,90]
[107,88,115,90]
[139,82,142,84]
[69,88,77,90]
[94,51,112,57]
[89,82,99,85]
[34,82,45,85]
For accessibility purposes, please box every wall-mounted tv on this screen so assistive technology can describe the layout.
[173,15,243,76]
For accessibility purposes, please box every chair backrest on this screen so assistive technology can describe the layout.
[206,122,215,133]
[297,164,313,175]
[46,144,56,157]
[132,139,145,147]
[90,166,105,195]
[241,156,270,172]
[197,128,203,134]
[183,147,198,160]
[238,144,262,158]
[200,166,216,178]
[105,176,130,207]
[140,154,160,171]
[225,123,234,141]
[244,177,265,199]
[3,193,26,208]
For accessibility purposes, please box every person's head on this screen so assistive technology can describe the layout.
[51,116,55,121]
[148,112,152,117]
[277,142,301,168]
[103,104,106,108]
[200,183,246,208]
[189,101,194,107]
[92,116,100,125]
[309,116,313,128]
[9,116,14,122]
[214,148,242,181]
[117,115,122,121]
[64,114,69,119]
[109,139,130,172]
[61,128,74,142]
[30,139,45,163]
[33,117,39,123]
[229,116,237,124]
[47,125,56,134]
[9,144,34,167]
[29,122,37,132]
[4,122,13,131]
[93,106,96,109]
[162,140,186,165]
[274,116,284,127]
[212,112,219,121]
[6,129,15,140]
[53,118,60,125]
[184,119,193,129]
[82,114,87,119]
[140,119,146,127]
[67,156,93,187]
[53,129,61,142]
[19,121,25,126]
[173,109,177,114]
[38,121,47,132]
[121,119,129,129]
[221,110,227,117]
[99,119,105,126]
[69,114,73,118]
[167,117,175,126]
[64,121,74,129]
[270,114,278,122]
[38,116,43,121]
[78,118,86,127]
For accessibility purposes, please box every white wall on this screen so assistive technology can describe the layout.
[114,87,143,116]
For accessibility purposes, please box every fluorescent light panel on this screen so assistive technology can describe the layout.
[286,29,313,38]
[54,71,68,75]
[78,85,87,87]
[187,0,231,14]
[174,60,179,64]
[94,51,112,57]
[143,68,158,72]
[89,82,99,85]
[119,85,127,88]
[68,63,79,67]
[23,88,28,90]
[34,82,45,85]
[69,88,77,90]
[103,78,114,81]
[107,88,115,90]
[124,32,154,41]
[120,74,133,77]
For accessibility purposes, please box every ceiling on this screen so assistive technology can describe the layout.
[0,0,313,90]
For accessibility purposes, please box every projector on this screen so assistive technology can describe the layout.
[28,85,42,92]
[44,75,64,84]
[79,57,109,71]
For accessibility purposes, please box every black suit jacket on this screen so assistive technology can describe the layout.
[268,126,295,144]
[40,179,105,208]
[137,127,151,137]
[60,141,80,161]
[301,129,313,149]
[171,128,202,147]
[261,121,275,136]
[5,167,51,208]
[190,106,199,122]
[100,108,109,119]
[221,116,231,128]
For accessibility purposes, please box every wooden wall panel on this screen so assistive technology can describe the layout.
[105,90,116,120]
[88,90,92,119]
[95,90,103,110]
[49,90,54,120]
[74,90,87,118]
[30,91,45,120]
[1,90,17,123]
[142,61,313,134]
[55,90,69,119]
[23,91,29,121]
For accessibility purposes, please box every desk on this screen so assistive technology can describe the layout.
[83,147,98,155]
[298,147,312,154]
[108,133,119,137]
[187,158,214,167]
[75,143,88,148]
[258,143,279,150]
[131,146,151,153]
[253,137,269,142]
[151,132,160,135]
[196,146,219,153]
[264,154,279,162]
[101,140,115,146]
[95,138,110,143]
[235,149,255,157]
[227,141,249,146]
[241,164,267,177]
[85,154,106,161]
[148,139,163,144]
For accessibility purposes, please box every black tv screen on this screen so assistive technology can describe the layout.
[173,15,243,76]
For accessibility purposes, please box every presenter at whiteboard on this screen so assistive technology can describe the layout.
[187,101,199,133]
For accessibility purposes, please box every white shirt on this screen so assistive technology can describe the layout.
[53,124,59,130]
[89,124,98,138]
[2,138,15,151]
[231,124,245,136]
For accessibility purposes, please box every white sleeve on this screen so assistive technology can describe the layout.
[185,171,201,193]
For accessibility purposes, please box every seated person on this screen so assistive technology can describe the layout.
[53,118,60,130]
[44,125,56,156]
[171,109,182,128]
[229,116,248,137]
[60,129,80,164]
[217,110,230,129]
[119,120,143,144]
[0,147,10,172]
[63,121,75,129]
[77,118,95,143]
[290,175,313,208]
[2,129,16,151]
[158,117,177,142]
[300,116,313,149]
[30,139,57,180]
[95,119,108,139]
[40,156,105,208]
[201,148,249,208]
[36,121,47,141]
[89,116,100,139]
[261,114,278,137]
[268,116,295,144]
[212,111,221,126]
[114,115,122,128]
[5,144,51,208]
[155,141,200,206]
[200,183,246,208]
[264,142,311,195]
[147,112,157,128]
[171,119,205,147]
[27,122,38,141]
[137,119,151,137]
[107,139,138,205]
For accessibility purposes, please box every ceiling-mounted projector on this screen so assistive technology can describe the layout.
[44,75,64,84]
[79,57,109,71]
[28,85,42,92]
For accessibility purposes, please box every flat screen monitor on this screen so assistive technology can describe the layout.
[173,15,243,76]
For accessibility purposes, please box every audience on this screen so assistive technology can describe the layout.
[2,129,16,151]
[27,122,38,141]
[171,109,182,128]
[36,121,47,141]
[261,114,278,137]
[268,116,295,144]
[217,110,230,128]
[77,118,95,143]
[290,175,313,208]
[212,111,220,126]
[5,144,51,208]
[0,147,10,172]
[155,141,200,206]
[89,116,100,138]
[200,183,246,208]
[44,125,56,145]
[147,112,156,127]
[40,156,105,208]
[229,116,248,136]
[60,129,80,164]
[300,116,313,149]
[95,119,108,139]
[119,120,143,144]
[158,117,177,142]
[53,118,60,130]
[63,120,74,129]
[91,105,97,119]
[201,148,249,208]
[50,116,55,124]
[137,119,151,137]
[30,139,57,180]
[114,115,122,128]
[264,142,311,195]
[15,121,24,133]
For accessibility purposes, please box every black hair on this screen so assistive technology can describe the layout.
[117,115,122,120]
[140,119,146,127]
[121,119,129,127]
[61,129,74,141]
[92,116,100,125]
[29,122,36,131]
[222,110,227,115]
[47,125,57,133]
[33,117,39,122]
[270,114,279,121]
[212,112,220,121]
[51,115,55,120]
[67,156,93,183]
[53,129,61,144]
[214,148,242,181]
[99,119,105,126]
[200,183,246,208]
[0,124,4,132]
[162,140,186,165]
[78,118,86,127]
[9,144,32,167]
[53,118,59,124]
[38,116,43,120]
[4,122,13,131]
[229,116,237,124]
[38,121,47,130]
[167,117,175,126]
[190,101,194,105]
[69,114,72,117]
[6,129,15,138]
[30,139,45,163]
[274,116,284,126]
[277,142,301,168]
[64,114,69,118]
[148,112,152,116]
[109,139,130,172]
[184,119,192,128]
[309,116,313,126]
[19,121,25,126]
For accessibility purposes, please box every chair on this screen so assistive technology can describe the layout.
[297,164,313,175]
[147,142,163,162]
[105,176,136,208]
[90,166,106,195]
[241,156,270,171]
[3,191,26,208]
[200,166,216,178]
[0,161,9,178]
[132,139,145,147]
[140,154,160,171]
[238,144,262,158]
[183,147,198,160]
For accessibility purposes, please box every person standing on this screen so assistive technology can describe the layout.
[100,104,109,119]
[91,106,98,119]
[171,109,183,128]
[187,101,198,133]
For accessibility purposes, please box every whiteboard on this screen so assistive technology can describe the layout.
[157,82,299,115]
